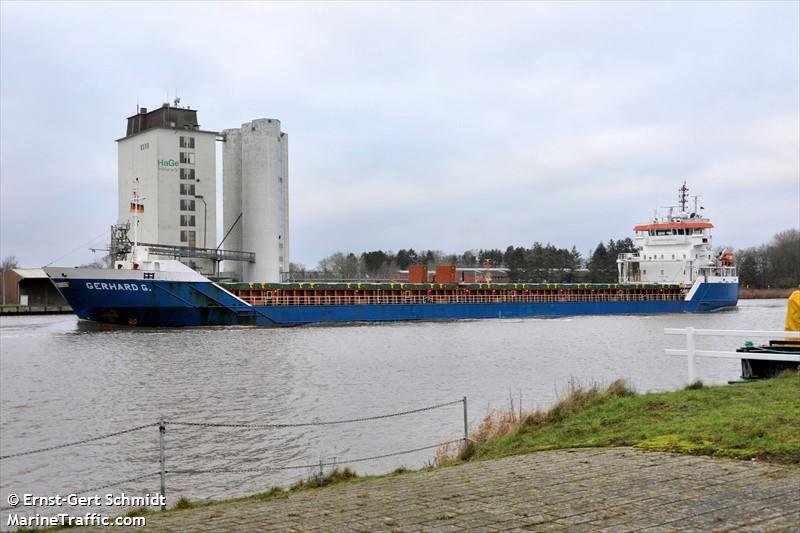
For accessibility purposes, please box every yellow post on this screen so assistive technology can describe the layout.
[785,289,800,337]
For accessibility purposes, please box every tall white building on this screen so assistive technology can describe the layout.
[117,104,217,273]
[222,119,289,282]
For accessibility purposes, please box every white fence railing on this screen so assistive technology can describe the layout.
[664,328,800,383]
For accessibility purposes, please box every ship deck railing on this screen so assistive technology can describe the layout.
[699,266,737,277]
[235,292,687,306]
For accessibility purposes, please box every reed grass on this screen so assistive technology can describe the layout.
[454,372,800,464]
[437,379,635,464]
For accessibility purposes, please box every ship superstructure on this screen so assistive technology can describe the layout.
[617,183,737,286]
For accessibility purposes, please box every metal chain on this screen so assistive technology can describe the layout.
[0,472,160,512]
[70,471,161,497]
[333,439,463,466]
[166,399,464,429]
[0,423,158,461]
[2,400,464,460]
[167,439,464,475]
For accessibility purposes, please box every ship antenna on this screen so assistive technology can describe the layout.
[678,181,689,213]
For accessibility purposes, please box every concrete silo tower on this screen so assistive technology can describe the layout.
[221,128,243,280]
[222,118,289,282]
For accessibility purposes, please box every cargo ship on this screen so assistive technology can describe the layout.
[45,185,738,327]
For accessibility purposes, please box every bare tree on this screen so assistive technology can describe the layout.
[2,256,18,272]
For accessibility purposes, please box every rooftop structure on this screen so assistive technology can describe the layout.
[122,104,216,138]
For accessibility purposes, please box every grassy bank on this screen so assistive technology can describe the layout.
[460,373,800,465]
[739,287,795,299]
[131,373,800,520]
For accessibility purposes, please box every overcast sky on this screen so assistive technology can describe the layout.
[1,1,798,268]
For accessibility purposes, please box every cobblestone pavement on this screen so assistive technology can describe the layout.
[92,448,799,532]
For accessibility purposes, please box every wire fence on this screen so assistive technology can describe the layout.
[0,397,468,513]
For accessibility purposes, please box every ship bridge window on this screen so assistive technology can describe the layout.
[656,230,670,236]
[678,228,685,235]
[649,230,655,236]
[694,229,703,234]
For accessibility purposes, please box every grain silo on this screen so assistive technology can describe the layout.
[221,128,243,280]
[222,118,289,282]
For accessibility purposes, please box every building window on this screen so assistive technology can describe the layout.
[179,183,196,196]
[139,142,149,151]
[180,230,196,245]
[180,152,195,164]
[180,214,196,227]
[179,136,195,149]
[180,199,196,211]
[180,168,195,180]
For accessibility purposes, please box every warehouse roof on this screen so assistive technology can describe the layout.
[12,268,48,279]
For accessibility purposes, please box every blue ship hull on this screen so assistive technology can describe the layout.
[52,277,739,327]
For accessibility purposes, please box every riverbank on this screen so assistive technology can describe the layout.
[462,371,800,465]
[739,287,795,299]
[0,305,72,316]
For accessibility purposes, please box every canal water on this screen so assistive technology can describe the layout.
[0,299,789,517]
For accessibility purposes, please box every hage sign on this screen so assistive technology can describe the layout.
[158,159,179,171]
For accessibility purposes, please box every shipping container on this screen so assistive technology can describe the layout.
[434,265,456,284]
[408,264,428,283]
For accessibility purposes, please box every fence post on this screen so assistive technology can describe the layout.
[462,396,469,447]
[318,458,324,480]
[159,418,166,510]
[686,327,697,384]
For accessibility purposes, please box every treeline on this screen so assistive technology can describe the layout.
[736,229,799,289]
[296,238,636,283]
[299,228,798,287]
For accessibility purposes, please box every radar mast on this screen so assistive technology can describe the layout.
[678,181,689,214]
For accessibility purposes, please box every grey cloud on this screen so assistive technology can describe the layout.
[1,2,797,267]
